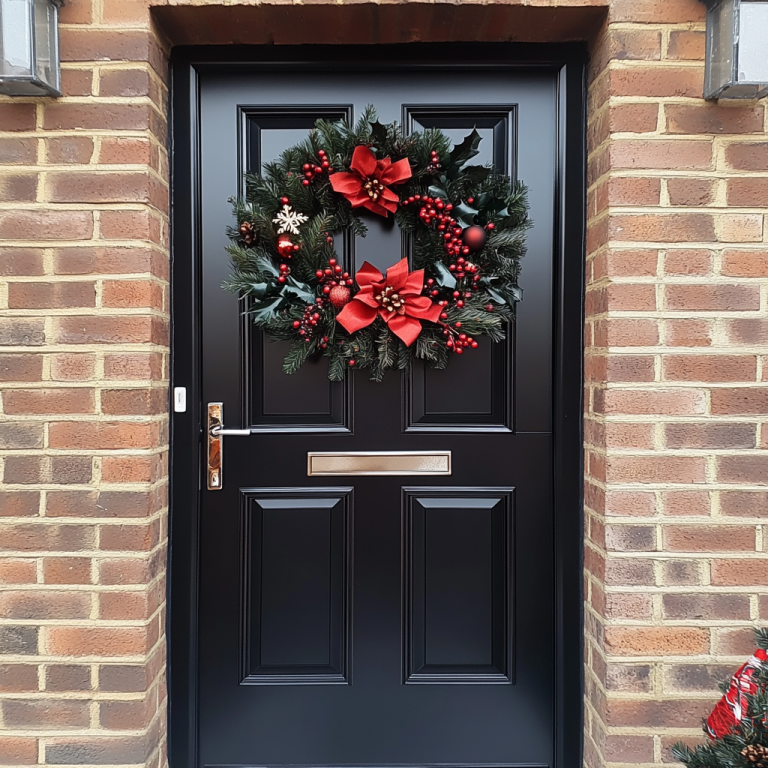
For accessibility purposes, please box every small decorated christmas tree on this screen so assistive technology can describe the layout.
[675,629,768,768]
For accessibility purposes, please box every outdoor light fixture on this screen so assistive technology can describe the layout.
[0,0,63,96]
[703,0,768,99]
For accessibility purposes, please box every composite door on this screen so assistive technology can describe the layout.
[197,62,559,768]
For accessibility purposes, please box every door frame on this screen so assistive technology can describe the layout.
[168,43,586,768]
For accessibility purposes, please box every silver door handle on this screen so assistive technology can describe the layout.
[206,402,251,491]
[210,425,251,437]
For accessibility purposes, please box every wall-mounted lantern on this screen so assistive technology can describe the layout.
[703,0,768,99]
[0,0,63,96]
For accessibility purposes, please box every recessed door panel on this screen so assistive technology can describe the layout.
[403,106,516,432]
[404,487,513,683]
[241,108,353,431]
[241,487,352,684]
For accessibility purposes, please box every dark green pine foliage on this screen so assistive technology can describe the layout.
[223,106,530,381]
[674,629,768,768]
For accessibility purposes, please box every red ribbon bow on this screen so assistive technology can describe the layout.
[335,258,442,347]
[329,145,411,217]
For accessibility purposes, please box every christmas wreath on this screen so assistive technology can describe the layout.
[224,107,530,381]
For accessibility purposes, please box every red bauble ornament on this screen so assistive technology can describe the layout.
[277,233,294,258]
[329,285,351,309]
[463,225,487,252]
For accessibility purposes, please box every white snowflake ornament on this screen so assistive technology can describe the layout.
[272,204,308,235]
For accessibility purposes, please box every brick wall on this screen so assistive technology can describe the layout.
[0,0,169,765]
[584,1,768,767]
[0,1,766,767]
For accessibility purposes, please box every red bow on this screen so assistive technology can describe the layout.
[329,146,411,217]
[336,258,442,346]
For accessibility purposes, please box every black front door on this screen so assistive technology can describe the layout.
[170,46,584,768]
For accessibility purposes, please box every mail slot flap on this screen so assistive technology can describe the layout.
[307,451,452,476]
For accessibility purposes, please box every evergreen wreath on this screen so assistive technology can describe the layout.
[224,106,530,382]
[674,628,768,768]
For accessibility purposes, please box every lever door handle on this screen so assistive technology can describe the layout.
[206,402,250,490]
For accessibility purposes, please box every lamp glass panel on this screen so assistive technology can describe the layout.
[33,0,56,89]
[739,1,768,82]
[706,0,736,95]
[0,0,33,78]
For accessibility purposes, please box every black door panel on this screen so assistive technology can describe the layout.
[171,50,584,768]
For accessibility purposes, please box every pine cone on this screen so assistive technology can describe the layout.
[239,222,256,246]
[741,744,768,766]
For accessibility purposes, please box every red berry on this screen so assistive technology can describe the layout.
[329,284,351,309]
[348,360,356,367]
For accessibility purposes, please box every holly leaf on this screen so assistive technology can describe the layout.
[448,128,482,170]
[249,295,285,324]
[369,120,388,148]
[459,165,492,185]
[282,277,315,305]
[246,280,271,300]
[481,276,523,307]
[255,255,279,277]
[453,202,479,228]
[428,184,448,200]
[433,261,456,289]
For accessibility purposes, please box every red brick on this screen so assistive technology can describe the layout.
[595,318,659,346]
[668,178,716,207]
[100,210,160,242]
[0,104,35,132]
[104,352,163,380]
[54,315,167,345]
[665,423,755,449]
[101,455,160,484]
[661,490,711,516]
[0,174,37,202]
[604,735,654,763]
[721,250,768,278]
[0,736,38,765]
[725,143,768,172]
[721,492,768,518]
[8,281,95,309]
[0,492,39,517]
[99,522,158,552]
[609,213,715,243]
[99,699,150,730]
[0,591,90,620]
[53,246,167,277]
[605,422,655,449]
[0,138,36,164]
[666,105,764,135]
[58,28,155,63]
[99,137,153,165]
[727,178,768,207]
[47,491,152,518]
[665,284,760,311]
[662,354,756,382]
[43,103,154,132]
[606,355,655,382]
[609,103,659,134]
[102,280,163,309]
[45,665,91,692]
[3,389,94,415]
[606,283,656,311]
[43,558,91,585]
[606,176,661,206]
[50,353,95,381]
[606,456,707,484]
[606,627,709,656]
[46,136,94,165]
[717,455,768,484]
[668,30,705,60]
[46,627,148,657]
[610,140,712,170]
[662,560,703,586]
[712,559,768,586]
[99,592,150,621]
[0,354,43,382]
[664,525,756,552]
[102,388,167,415]
[0,560,37,585]
[605,490,656,517]
[605,525,656,551]
[0,523,94,553]
[665,319,713,347]
[0,249,45,276]
[49,421,160,450]
[1,699,89,729]
[98,558,152,586]
[48,172,166,211]
[0,664,38,693]
[610,66,702,98]
[0,210,93,241]
[606,559,655,586]
[58,0,92,23]
[664,249,712,275]
[99,69,151,98]
[60,68,93,97]
[711,388,768,415]
[605,663,652,693]
[605,388,705,415]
